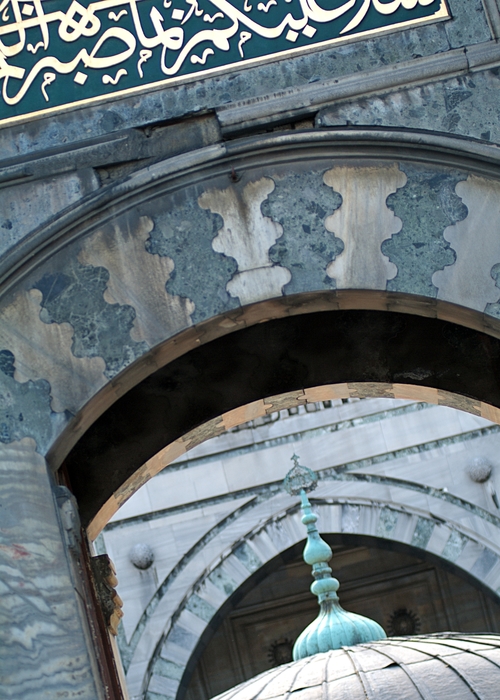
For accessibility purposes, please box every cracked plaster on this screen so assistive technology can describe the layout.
[200,178,291,305]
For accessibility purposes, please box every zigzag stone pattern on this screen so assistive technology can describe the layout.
[200,177,291,305]
[79,214,194,348]
[146,190,238,324]
[0,158,498,462]
[325,164,404,290]
[265,169,343,295]
[434,176,500,312]
[33,261,147,380]
[383,163,468,297]
[0,288,106,417]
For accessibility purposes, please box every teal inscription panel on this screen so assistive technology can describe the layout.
[0,0,449,125]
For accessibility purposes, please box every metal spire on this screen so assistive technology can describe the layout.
[284,455,386,660]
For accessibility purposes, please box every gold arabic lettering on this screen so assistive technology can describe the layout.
[0,0,446,110]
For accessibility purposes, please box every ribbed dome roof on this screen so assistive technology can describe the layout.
[212,634,500,700]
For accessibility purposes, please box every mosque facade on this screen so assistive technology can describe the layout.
[3,0,500,697]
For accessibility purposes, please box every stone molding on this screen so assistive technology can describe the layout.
[3,130,500,295]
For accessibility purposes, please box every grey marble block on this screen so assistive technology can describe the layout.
[0,439,102,700]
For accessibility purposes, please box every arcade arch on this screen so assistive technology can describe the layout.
[184,534,500,700]
[4,132,500,699]
[144,498,500,699]
[101,395,500,699]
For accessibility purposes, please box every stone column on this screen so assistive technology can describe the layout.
[0,438,105,699]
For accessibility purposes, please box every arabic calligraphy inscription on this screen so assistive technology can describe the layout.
[0,0,449,125]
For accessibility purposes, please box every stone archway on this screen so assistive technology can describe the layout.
[100,390,500,697]
[4,131,500,699]
[2,133,500,503]
[82,309,500,538]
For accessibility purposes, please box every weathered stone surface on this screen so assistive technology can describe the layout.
[200,178,290,305]
[265,169,343,294]
[79,213,194,347]
[444,0,491,47]
[33,261,147,380]
[0,289,105,416]
[0,349,54,448]
[324,164,405,289]
[1,155,499,511]
[0,171,99,260]
[434,176,500,311]
[0,116,221,196]
[383,163,468,297]
[146,189,238,323]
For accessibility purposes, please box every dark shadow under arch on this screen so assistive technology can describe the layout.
[63,308,500,526]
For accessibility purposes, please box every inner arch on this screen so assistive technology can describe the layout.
[146,502,500,700]
[182,534,500,700]
[61,304,500,536]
